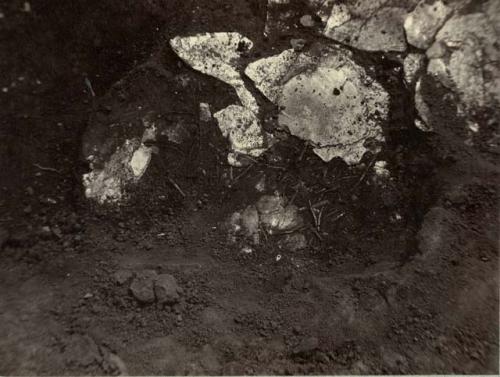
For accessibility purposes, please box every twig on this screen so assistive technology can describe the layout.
[232,163,254,184]
[353,156,377,191]
[33,163,61,173]
[167,177,186,197]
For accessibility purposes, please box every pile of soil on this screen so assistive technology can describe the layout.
[0,0,498,375]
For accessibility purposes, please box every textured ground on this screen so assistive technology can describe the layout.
[0,0,498,375]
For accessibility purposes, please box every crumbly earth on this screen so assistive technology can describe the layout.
[0,0,498,375]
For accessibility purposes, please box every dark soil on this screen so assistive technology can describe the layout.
[0,0,498,375]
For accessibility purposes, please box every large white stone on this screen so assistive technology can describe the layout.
[322,2,411,52]
[404,0,453,50]
[426,8,500,117]
[170,33,259,113]
[246,47,389,164]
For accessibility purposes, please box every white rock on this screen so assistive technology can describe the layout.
[403,53,425,86]
[404,0,453,50]
[83,126,156,203]
[322,3,410,52]
[247,47,389,164]
[426,9,500,119]
[245,49,315,103]
[170,33,258,113]
[214,105,270,165]
[277,48,389,164]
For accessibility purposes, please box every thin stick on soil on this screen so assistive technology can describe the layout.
[232,163,254,184]
[167,177,186,197]
[353,156,377,191]
[33,163,61,174]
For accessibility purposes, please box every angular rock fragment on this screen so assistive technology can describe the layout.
[256,194,303,233]
[228,193,304,245]
[130,270,157,304]
[322,1,414,52]
[404,0,453,50]
[199,102,212,122]
[426,8,500,118]
[214,105,271,166]
[247,46,389,164]
[154,274,182,305]
[245,49,316,104]
[83,122,156,203]
[414,77,433,132]
[403,53,426,86]
[278,233,307,251]
[170,33,258,113]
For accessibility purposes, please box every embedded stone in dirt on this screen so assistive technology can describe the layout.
[293,336,319,356]
[214,105,271,166]
[154,273,182,305]
[404,53,426,86]
[281,49,388,163]
[404,0,453,50]
[279,233,307,251]
[169,33,258,113]
[246,46,389,164]
[114,269,134,285]
[414,77,433,132]
[129,269,157,303]
[83,124,156,204]
[322,1,412,52]
[228,193,304,245]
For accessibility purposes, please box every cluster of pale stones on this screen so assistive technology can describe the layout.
[83,0,498,203]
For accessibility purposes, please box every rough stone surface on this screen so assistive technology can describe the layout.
[404,53,426,86]
[426,8,500,118]
[323,2,413,52]
[129,270,157,304]
[404,0,453,50]
[113,270,134,285]
[154,274,182,305]
[276,47,389,164]
[214,105,270,166]
[256,194,303,233]
[170,33,258,113]
[414,77,433,131]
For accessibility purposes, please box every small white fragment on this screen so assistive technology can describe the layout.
[255,176,266,192]
[414,78,433,132]
[129,146,152,178]
[83,126,157,204]
[241,246,253,254]
[403,53,425,85]
[276,254,282,261]
[22,2,31,12]
[467,122,479,133]
[374,161,390,178]
[199,102,212,122]
[300,15,315,27]
[214,105,269,165]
